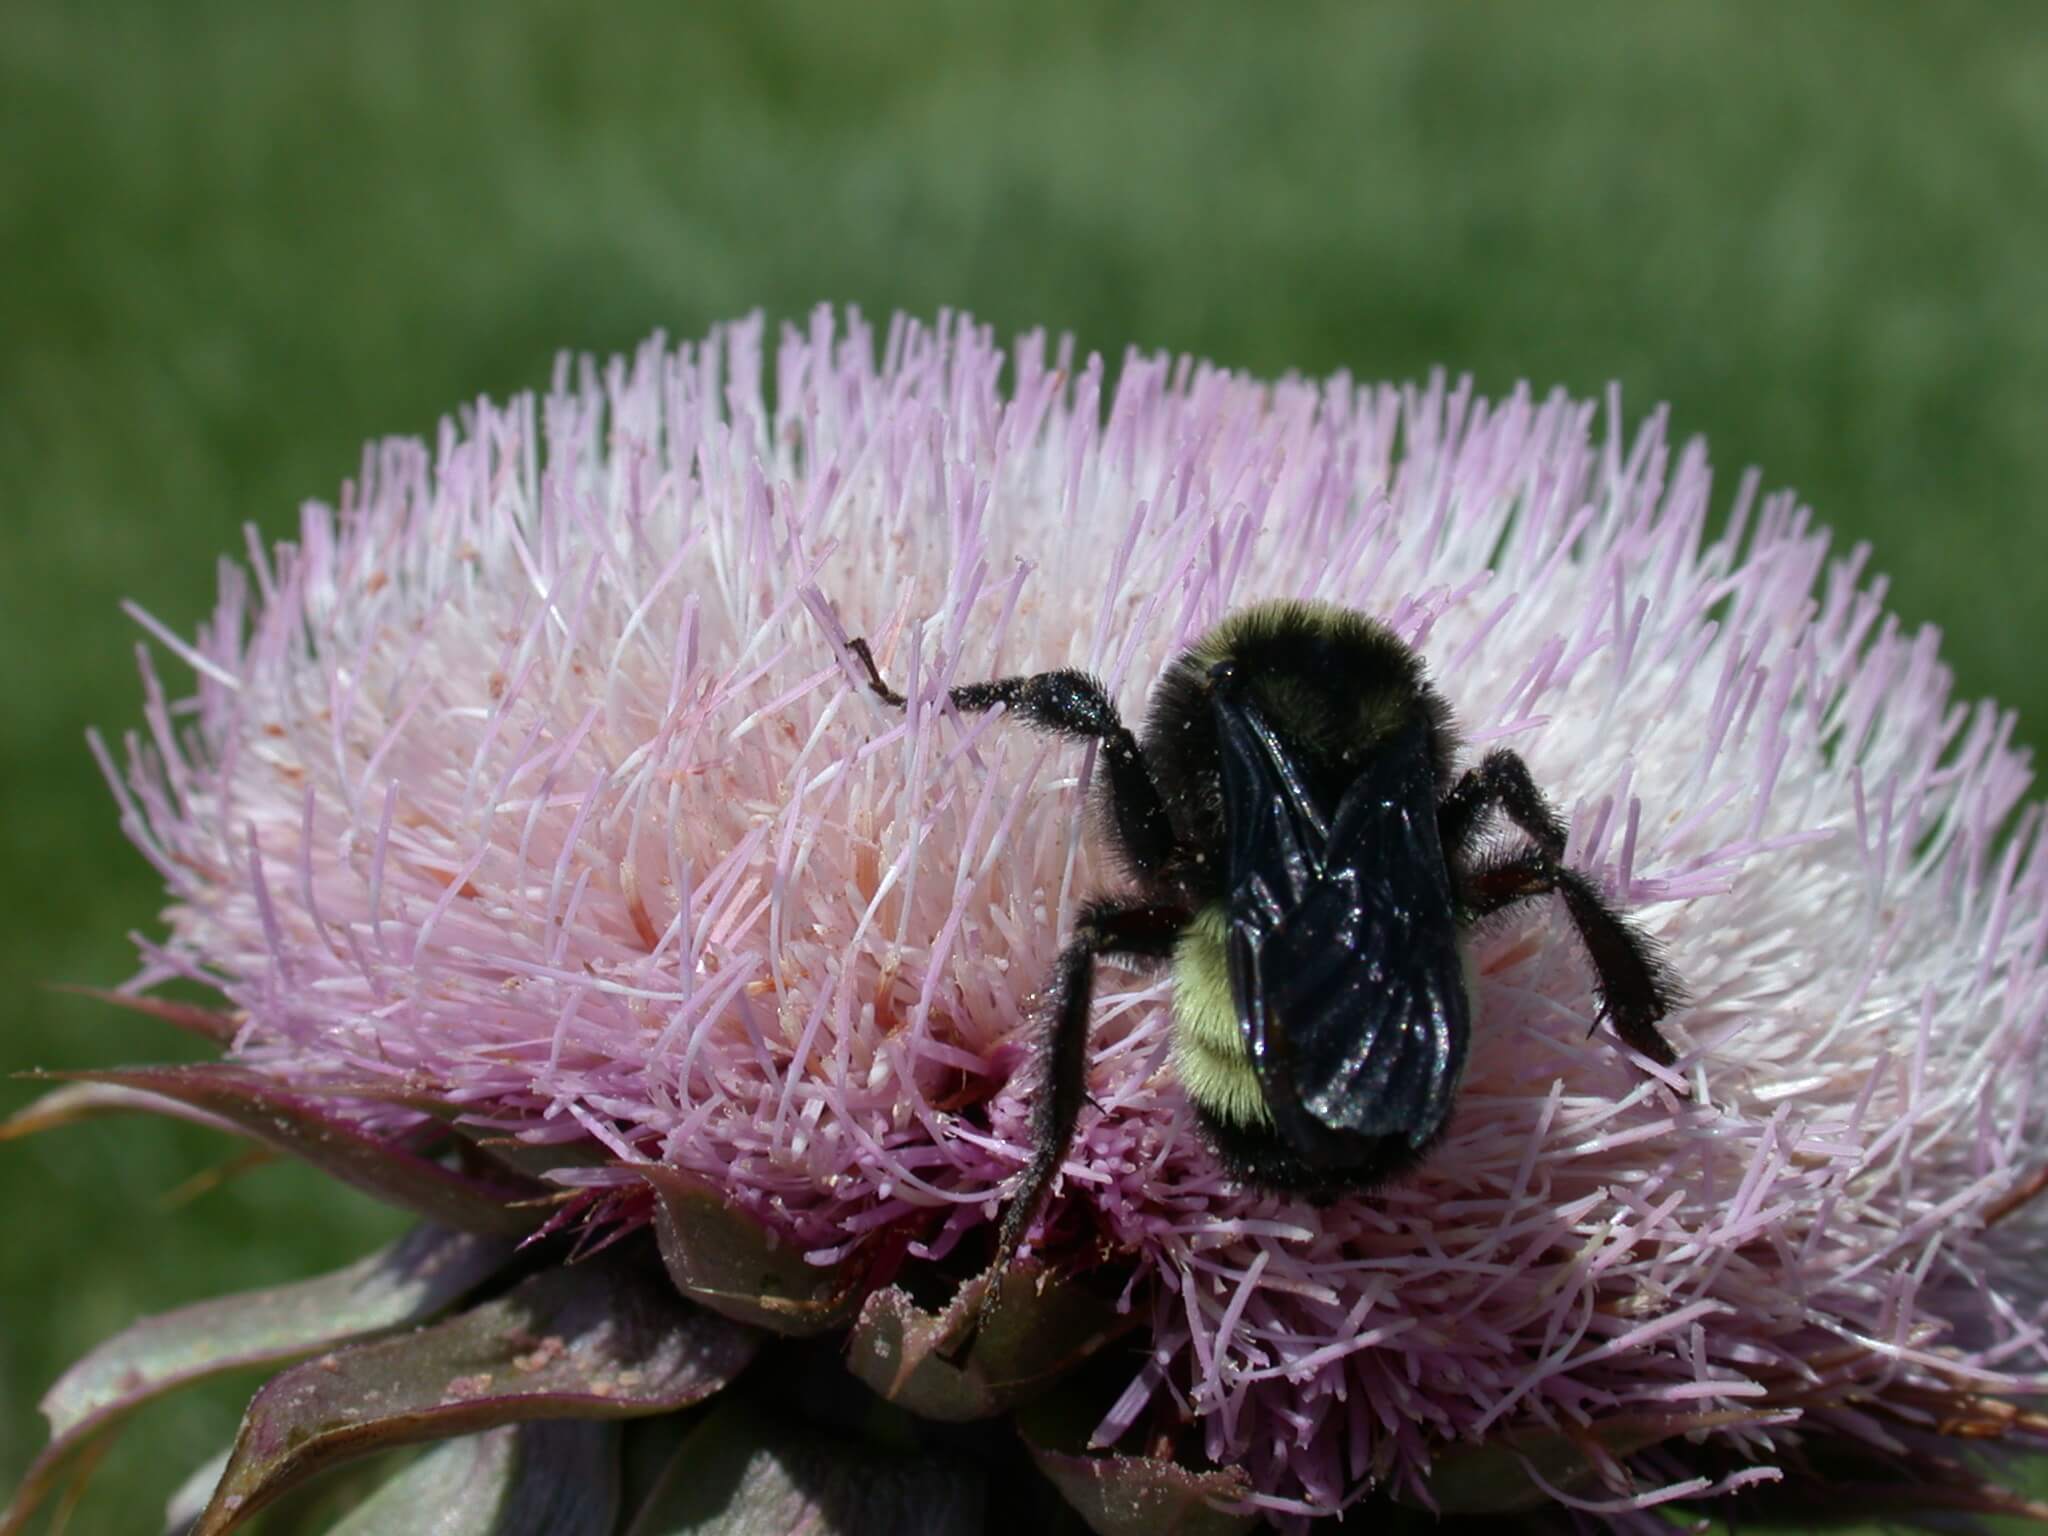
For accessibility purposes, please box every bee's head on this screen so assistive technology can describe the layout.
[1200,601,1446,764]
[1143,601,1457,877]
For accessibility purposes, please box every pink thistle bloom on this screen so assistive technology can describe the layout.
[88,308,2048,1526]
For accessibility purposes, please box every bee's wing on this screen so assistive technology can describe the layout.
[1216,702,1469,1166]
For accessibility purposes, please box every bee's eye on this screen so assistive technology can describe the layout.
[1207,659,1238,688]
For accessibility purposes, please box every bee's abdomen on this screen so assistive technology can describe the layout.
[1170,905,1441,1196]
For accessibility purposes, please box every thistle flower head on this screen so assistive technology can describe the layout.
[38,308,2048,1529]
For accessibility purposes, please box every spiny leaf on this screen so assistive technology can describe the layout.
[0,1080,240,1141]
[1020,1446,1253,1536]
[194,1246,758,1535]
[1016,1387,1254,1536]
[51,1064,544,1233]
[640,1165,870,1336]
[4,1224,515,1536]
[845,1263,1137,1421]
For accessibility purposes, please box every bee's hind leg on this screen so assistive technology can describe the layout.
[1459,849,1683,1069]
[1437,748,1569,859]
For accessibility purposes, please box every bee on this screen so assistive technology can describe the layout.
[849,599,1681,1277]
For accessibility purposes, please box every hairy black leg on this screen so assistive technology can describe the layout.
[847,638,1176,879]
[846,637,909,707]
[958,896,1185,1342]
[1461,850,1681,1066]
[1438,749,1570,860]
[1440,752,1680,1057]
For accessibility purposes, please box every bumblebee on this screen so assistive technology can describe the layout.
[851,599,1680,1272]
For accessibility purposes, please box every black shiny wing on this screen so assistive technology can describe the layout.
[1214,698,1469,1169]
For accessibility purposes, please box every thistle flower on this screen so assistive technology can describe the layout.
[9,307,2048,1533]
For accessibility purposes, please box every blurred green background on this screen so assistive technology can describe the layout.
[4,2,2046,1528]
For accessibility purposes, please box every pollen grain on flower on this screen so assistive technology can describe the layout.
[96,308,2048,1524]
